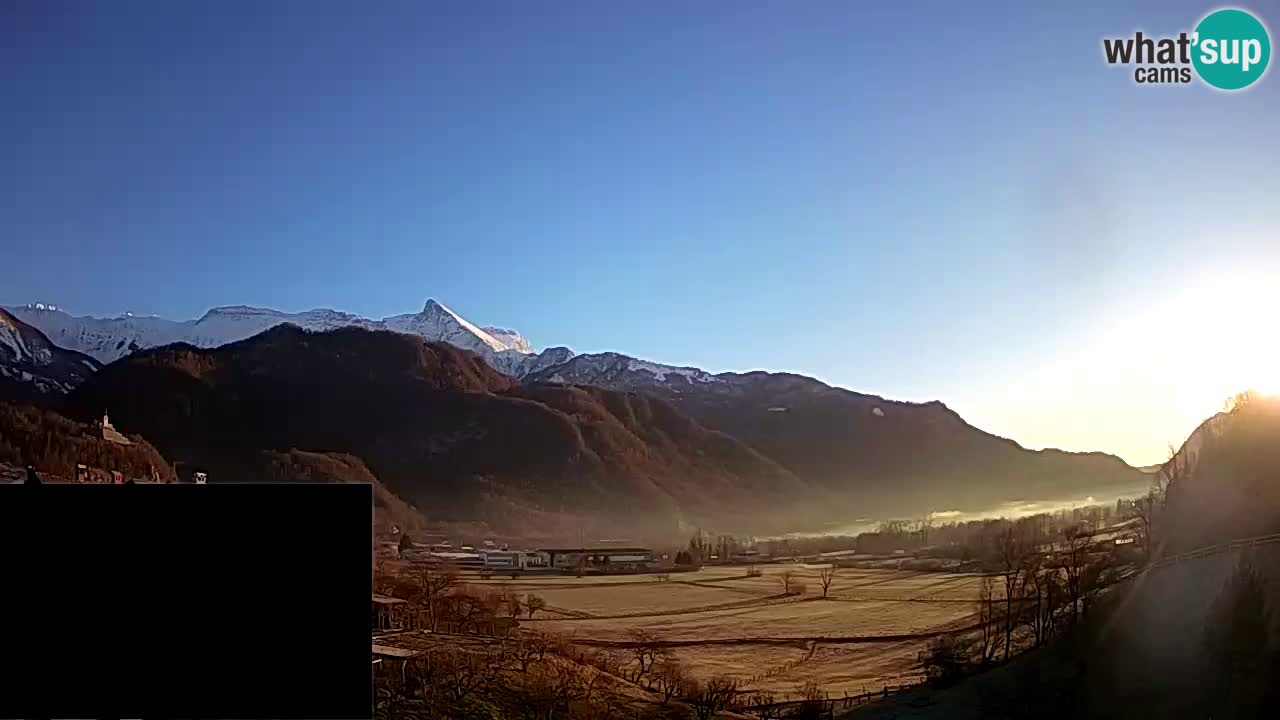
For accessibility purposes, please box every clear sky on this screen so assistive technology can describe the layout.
[3,1,1278,465]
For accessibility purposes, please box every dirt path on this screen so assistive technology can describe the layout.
[525,592,800,623]
[565,623,984,649]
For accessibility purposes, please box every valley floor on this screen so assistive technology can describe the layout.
[460,564,993,696]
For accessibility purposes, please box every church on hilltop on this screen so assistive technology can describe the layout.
[99,411,132,446]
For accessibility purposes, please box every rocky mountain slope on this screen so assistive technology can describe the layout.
[529,356,1146,518]
[63,325,811,539]
[0,308,101,402]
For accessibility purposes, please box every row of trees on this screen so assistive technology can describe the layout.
[375,564,548,634]
[375,625,761,720]
[679,530,748,566]
[678,495,1155,571]
[377,634,626,720]
[921,523,1131,684]
[584,631,849,720]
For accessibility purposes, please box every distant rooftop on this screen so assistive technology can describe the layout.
[539,547,652,553]
[371,644,421,659]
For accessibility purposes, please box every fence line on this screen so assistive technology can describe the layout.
[1148,532,1280,570]
[744,680,927,717]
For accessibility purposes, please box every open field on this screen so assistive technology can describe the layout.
[498,564,990,694]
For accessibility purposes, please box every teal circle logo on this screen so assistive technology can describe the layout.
[1192,8,1271,90]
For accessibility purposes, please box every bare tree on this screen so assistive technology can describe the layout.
[780,570,795,595]
[975,575,1004,665]
[689,530,709,564]
[571,687,627,720]
[436,647,504,705]
[745,691,780,719]
[819,566,836,598]
[1079,550,1122,618]
[418,564,459,631]
[513,633,551,674]
[995,525,1029,661]
[919,632,977,685]
[526,594,547,618]
[592,648,626,678]
[918,513,934,546]
[1132,490,1159,563]
[651,659,686,703]
[628,630,665,685]
[1058,525,1089,624]
[1019,553,1051,647]
[505,658,600,720]
[793,681,827,720]
[504,591,525,620]
[685,676,739,720]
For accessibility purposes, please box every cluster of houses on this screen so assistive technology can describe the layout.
[377,538,656,575]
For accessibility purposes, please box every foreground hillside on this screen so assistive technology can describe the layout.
[1163,393,1280,553]
[845,393,1280,719]
[843,543,1280,719]
[0,402,172,481]
[64,325,812,539]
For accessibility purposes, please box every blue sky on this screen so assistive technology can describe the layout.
[3,1,1278,464]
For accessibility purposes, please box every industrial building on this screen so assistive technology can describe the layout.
[540,547,654,572]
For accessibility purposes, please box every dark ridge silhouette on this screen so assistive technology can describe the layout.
[64,325,811,539]
[530,362,1146,517]
[1163,393,1280,553]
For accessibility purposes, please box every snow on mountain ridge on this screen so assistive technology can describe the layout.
[482,326,533,354]
[524,351,724,388]
[8,300,727,392]
[627,358,717,383]
[0,308,101,396]
[8,300,742,397]
[6,299,545,367]
[0,312,40,362]
[383,300,514,355]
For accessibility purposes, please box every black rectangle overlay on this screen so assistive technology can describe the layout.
[0,482,372,719]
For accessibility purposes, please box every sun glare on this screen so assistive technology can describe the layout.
[1165,269,1280,407]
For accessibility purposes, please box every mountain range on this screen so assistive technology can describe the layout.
[2,298,1150,539]
[61,325,811,538]
[5,300,572,377]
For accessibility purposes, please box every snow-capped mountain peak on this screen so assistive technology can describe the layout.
[526,351,721,388]
[4,299,554,369]
[382,299,517,355]
[482,326,533,354]
[3,297,746,401]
